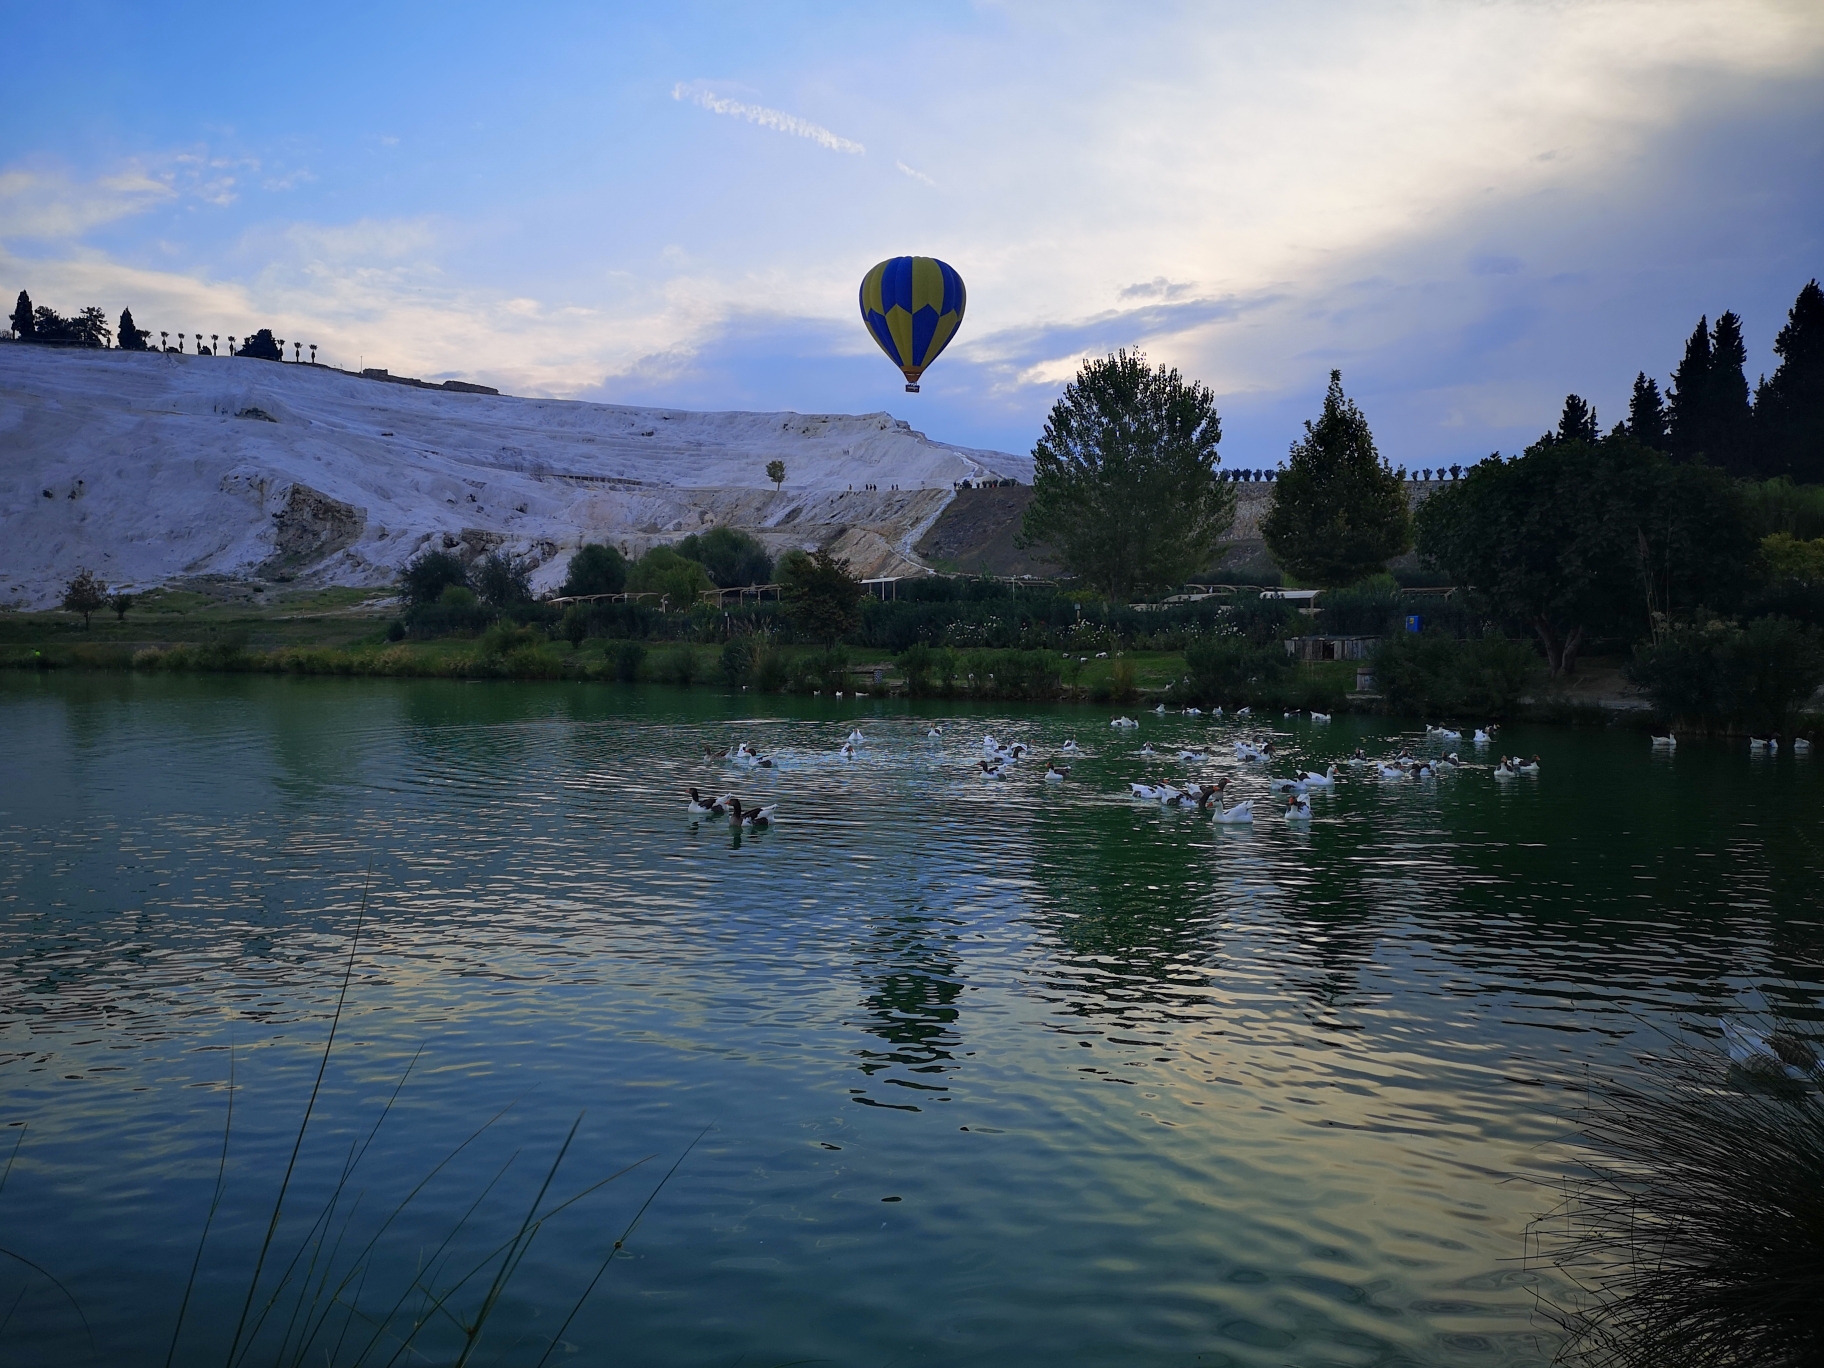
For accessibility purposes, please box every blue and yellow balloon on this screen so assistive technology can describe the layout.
[859,256,966,392]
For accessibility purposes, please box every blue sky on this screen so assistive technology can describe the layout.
[4,1,1822,465]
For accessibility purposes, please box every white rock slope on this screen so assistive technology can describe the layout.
[0,345,1031,608]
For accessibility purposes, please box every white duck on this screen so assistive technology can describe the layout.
[1061,739,1080,753]
[1494,757,1520,778]
[1208,782,1254,824]
[1472,729,1493,745]
[1176,749,1208,762]
[1111,716,1139,729]
[1184,706,1204,716]
[1650,732,1676,748]
[927,726,944,738]
[1155,703,1167,714]
[1795,737,1813,755]
[839,742,856,760]
[1516,755,1541,774]
[1310,711,1331,723]
[1130,781,1169,800]
[1284,794,1313,821]
[1270,776,1309,793]
[1299,765,1338,787]
[1376,762,1408,780]
[1139,742,1158,756]
[1235,706,1252,718]
[848,729,865,744]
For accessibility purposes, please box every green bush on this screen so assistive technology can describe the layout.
[719,637,754,685]
[897,641,958,696]
[1627,615,1824,733]
[675,527,773,588]
[399,550,469,606]
[611,641,646,682]
[1176,636,1293,705]
[659,645,699,686]
[479,622,544,657]
[1318,574,1403,635]
[562,604,589,649]
[968,649,1062,700]
[752,644,789,693]
[561,543,627,597]
[1374,632,1539,719]
[1090,658,1141,703]
[627,547,715,608]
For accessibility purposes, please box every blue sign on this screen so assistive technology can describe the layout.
[1404,614,1423,633]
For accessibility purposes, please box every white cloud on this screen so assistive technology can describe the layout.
[895,160,935,186]
[672,83,865,155]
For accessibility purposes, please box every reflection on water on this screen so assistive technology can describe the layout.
[0,672,1821,1367]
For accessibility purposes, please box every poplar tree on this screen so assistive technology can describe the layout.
[10,290,33,339]
[1668,316,1713,463]
[1669,312,1756,472]
[1260,369,1410,586]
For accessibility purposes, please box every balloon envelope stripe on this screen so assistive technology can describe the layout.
[859,255,965,385]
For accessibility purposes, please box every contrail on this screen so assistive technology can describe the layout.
[673,84,864,155]
[895,160,935,186]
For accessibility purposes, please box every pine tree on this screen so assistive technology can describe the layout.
[1755,279,1824,483]
[1706,311,1755,474]
[9,290,33,339]
[1626,373,1669,450]
[1260,369,1410,586]
[1668,316,1710,462]
[117,306,149,351]
[1557,394,1600,444]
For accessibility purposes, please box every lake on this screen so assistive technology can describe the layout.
[2,672,1820,1366]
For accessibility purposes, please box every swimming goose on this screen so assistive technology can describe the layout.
[1044,762,1069,780]
[735,742,757,760]
[1719,1018,1821,1081]
[1130,781,1168,800]
[1750,735,1779,753]
[927,727,943,738]
[1155,703,1167,714]
[1410,761,1437,779]
[848,728,865,744]
[1376,762,1408,780]
[703,746,729,760]
[1299,766,1338,787]
[1438,753,1463,769]
[1494,757,1520,778]
[1110,716,1139,729]
[1284,794,1313,821]
[727,798,777,828]
[1235,706,1252,717]
[1795,737,1813,755]
[839,742,856,760]
[1270,775,1309,793]
[687,787,732,816]
[1472,729,1493,745]
[1347,748,1371,766]
[1650,732,1676,748]
[1310,711,1331,723]
[1211,707,1224,718]
[1207,780,1254,824]
[1176,749,1208,762]
[1008,742,1031,759]
[983,734,1000,753]
[978,759,1008,780]
[1061,739,1080,752]
[1140,742,1158,756]
[1516,755,1541,774]
[1184,706,1204,716]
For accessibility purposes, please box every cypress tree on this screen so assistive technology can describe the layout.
[117,306,148,351]
[1626,373,1669,450]
[1706,311,1755,474]
[1755,279,1824,483]
[1260,369,1410,586]
[1668,316,1712,463]
[9,290,33,339]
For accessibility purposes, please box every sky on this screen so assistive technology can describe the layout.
[3,0,1822,466]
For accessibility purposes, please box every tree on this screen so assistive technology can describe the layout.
[626,546,714,608]
[1260,369,1410,587]
[61,569,107,627]
[1415,435,1756,675]
[473,550,532,607]
[1626,372,1669,450]
[561,604,589,649]
[117,307,149,351]
[560,543,627,597]
[398,549,469,606]
[239,328,282,361]
[1552,394,1599,445]
[1755,279,1824,483]
[10,290,33,339]
[777,548,862,644]
[1018,349,1234,599]
[766,459,786,490]
[675,527,773,587]
[1669,312,1756,472]
[108,592,134,622]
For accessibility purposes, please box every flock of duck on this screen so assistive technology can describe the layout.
[686,715,1554,830]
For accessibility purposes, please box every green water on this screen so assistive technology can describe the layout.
[1,672,1820,1366]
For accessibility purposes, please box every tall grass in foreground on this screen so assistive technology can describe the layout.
[130,874,701,1367]
[1530,1026,1824,1367]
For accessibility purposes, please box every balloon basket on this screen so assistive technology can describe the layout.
[905,383,920,393]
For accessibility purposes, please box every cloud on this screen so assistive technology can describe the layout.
[0,166,174,239]
[1119,278,1194,302]
[895,160,935,186]
[672,83,864,155]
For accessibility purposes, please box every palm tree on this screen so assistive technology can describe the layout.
[211,333,219,356]
[292,342,301,362]
[228,336,237,356]
[308,344,317,365]
[277,339,286,361]
[178,333,186,353]
[160,331,168,351]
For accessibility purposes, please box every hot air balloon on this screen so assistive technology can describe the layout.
[858,256,966,392]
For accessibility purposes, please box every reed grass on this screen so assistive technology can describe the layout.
[1531,1025,1824,1367]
